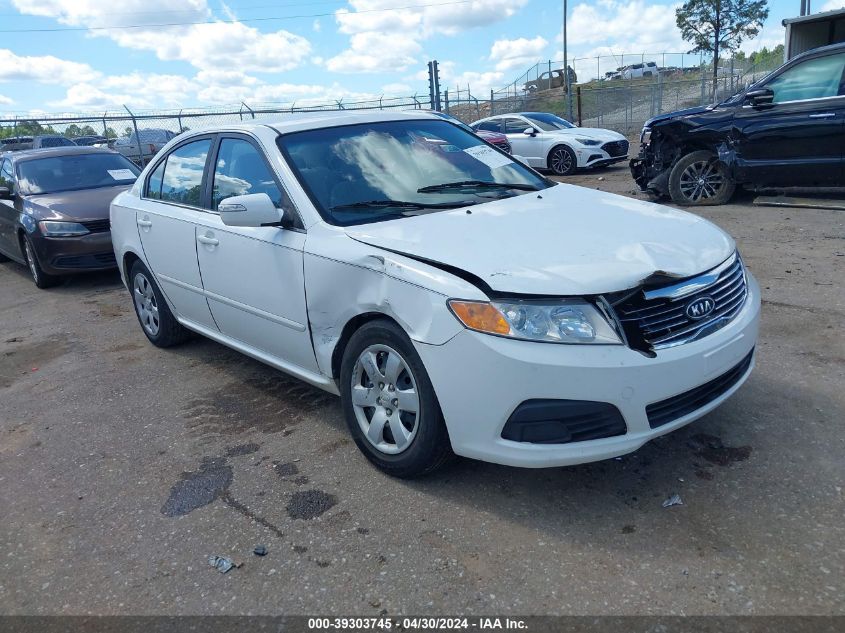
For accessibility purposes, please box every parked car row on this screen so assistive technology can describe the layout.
[1,109,760,480]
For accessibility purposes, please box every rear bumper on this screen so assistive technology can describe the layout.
[31,231,117,275]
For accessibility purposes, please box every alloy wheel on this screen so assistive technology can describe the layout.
[23,240,39,284]
[133,272,160,337]
[550,147,573,174]
[678,159,726,202]
[350,344,420,455]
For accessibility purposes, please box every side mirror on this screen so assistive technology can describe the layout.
[523,127,537,136]
[0,186,12,200]
[218,193,285,228]
[745,88,774,107]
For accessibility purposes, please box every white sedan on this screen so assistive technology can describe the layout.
[111,110,759,478]
[471,112,629,175]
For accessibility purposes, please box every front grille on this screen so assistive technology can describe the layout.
[80,219,111,233]
[491,139,512,154]
[53,252,116,269]
[602,140,629,157]
[646,349,754,428]
[614,253,748,350]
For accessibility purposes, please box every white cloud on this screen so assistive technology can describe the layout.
[0,94,13,105]
[328,0,529,73]
[326,32,421,73]
[51,73,198,109]
[820,1,845,11]
[566,1,683,51]
[381,82,412,94]
[489,36,548,71]
[313,18,322,32]
[11,0,312,73]
[0,49,99,85]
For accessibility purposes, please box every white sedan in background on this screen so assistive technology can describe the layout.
[471,112,629,175]
[110,111,759,478]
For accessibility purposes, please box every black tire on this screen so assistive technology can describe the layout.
[340,319,452,478]
[128,260,190,348]
[21,234,61,289]
[548,144,578,176]
[668,150,735,206]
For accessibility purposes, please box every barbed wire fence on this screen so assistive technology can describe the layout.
[0,50,785,153]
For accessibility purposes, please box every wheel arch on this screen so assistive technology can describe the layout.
[330,312,403,381]
[122,250,142,286]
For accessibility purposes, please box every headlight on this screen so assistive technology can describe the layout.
[640,127,652,144]
[39,221,90,237]
[448,299,623,344]
[574,138,602,146]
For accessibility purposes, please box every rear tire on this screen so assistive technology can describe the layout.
[129,260,190,348]
[340,320,452,478]
[668,150,735,206]
[22,235,60,289]
[548,145,578,176]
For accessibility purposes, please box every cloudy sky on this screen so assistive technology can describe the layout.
[0,0,835,114]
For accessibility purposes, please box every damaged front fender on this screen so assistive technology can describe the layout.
[303,225,486,380]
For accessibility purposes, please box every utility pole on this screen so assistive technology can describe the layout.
[563,0,573,120]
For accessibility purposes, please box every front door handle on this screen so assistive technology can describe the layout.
[197,234,219,246]
[808,113,835,118]
[137,218,153,228]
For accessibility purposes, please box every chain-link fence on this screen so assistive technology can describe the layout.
[1,50,786,161]
[443,51,785,134]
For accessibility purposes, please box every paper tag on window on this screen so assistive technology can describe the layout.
[464,145,513,169]
[107,169,136,180]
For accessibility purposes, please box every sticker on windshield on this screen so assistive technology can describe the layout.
[107,169,136,180]
[464,145,513,169]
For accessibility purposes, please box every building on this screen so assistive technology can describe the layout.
[783,8,845,60]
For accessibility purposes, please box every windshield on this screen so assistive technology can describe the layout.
[278,120,551,226]
[18,153,141,194]
[522,113,575,131]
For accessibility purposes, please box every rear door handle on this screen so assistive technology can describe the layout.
[197,234,219,246]
[809,113,836,118]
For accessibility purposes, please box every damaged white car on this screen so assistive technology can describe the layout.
[111,111,760,478]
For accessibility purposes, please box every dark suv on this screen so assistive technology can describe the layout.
[631,42,845,205]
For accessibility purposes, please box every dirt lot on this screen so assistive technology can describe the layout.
[1,164,844,616]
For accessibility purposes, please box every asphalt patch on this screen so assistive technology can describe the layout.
[273,461,299,477]
[226,443,261,457]
[160,457,233,517]
[286,490,338,520]
[0,337,71,388]
[688,433,752,466]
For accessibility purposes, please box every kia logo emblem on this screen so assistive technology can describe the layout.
[686,296,716,320]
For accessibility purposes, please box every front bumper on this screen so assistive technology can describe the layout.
[31,230,118,275]
[578,148,629,169]
[416,273,760,468]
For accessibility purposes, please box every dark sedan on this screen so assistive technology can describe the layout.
[0,147,140,288]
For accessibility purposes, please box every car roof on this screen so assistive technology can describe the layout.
[178,110,441,137]
[8,146,119,163]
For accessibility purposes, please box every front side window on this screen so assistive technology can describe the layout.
[523,113,575,131]
[474,120,502,133]
[159,139,211,207]
[17,153,140,195]
[146,160,165,200]
[212,139,284,210]
[0,160,14,191]
[503,118,530,134]
[279,119,550,227]
[766,53,845,103]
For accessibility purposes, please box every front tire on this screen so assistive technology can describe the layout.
[340,320,452,478]
[22,235,60,289]
[668,150,735,206]
[129,260,190,348]
[548,145,578,176]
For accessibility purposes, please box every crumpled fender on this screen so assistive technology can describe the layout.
[303,224,486,378]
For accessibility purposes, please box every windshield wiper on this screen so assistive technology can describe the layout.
[417,180,539,193]
[330,199,474,212]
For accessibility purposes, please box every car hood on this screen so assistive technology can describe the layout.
[345,183,734,296]
[644,104,716,128]
[549,127,625,141]
[25,184,131,221]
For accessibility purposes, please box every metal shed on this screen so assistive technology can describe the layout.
[783,8,845,60]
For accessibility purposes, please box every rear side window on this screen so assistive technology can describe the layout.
[475,121,501,133]
[0,159,13,191]
[767,53,845,103]
[159,139,211,207]
[211,138,284,210]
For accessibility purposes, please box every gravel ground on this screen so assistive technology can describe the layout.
[1,164,843,616]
